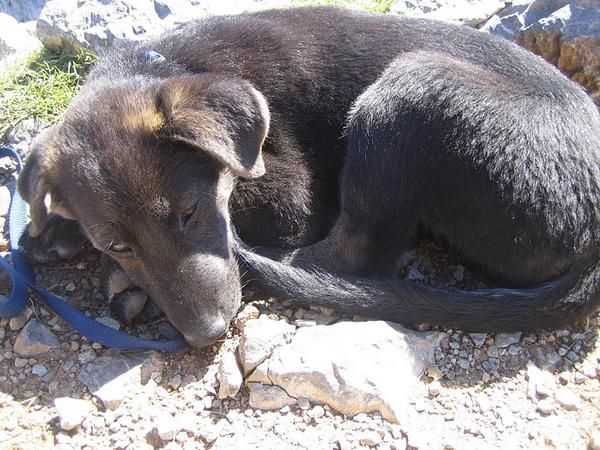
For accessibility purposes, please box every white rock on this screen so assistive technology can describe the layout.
[36,0,293,56]
[152,411,180,441]
[390,0,507,25]
[554,389,581,411]
[246,321,445,423]
[54,397,96,431]
[217,351,243,399]
[0,13,41,73]
[0,185,11,217]
[238,316,296,375]
[77,351,157,409]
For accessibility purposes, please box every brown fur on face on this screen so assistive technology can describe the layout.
[19,74,270,347]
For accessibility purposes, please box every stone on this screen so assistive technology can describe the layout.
[469,333,487,348]
[248,383,296,411]
[0,186,10,217]
[246,321,445,423]
[494,332,522,348]
[238,316,296,375]
[0,13,41,72]
[589,431,600,450]
[4,118,50,159]
[31,364,48,377]
[217,352,243,399]
[8,308,32,331]
[0,0,46,22]
[526,343,563,370]
[482,0,600,105]
[36,0,293,56]
[78,351,157,409]
[390,0,507,25]
[359,431,383,447]
[233,304,260,330]
[555,389,581,410]
[152,411,180,442]
[96,316,120,330]
[54,397,96,431]
[14,319,59,357]
[536,398,555,415]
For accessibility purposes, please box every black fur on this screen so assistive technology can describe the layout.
[18,7,600,346]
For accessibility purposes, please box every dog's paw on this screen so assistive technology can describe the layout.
[19,214,89,264]
[101,257,163,325]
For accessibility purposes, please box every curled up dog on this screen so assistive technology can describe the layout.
[18,7,600,347]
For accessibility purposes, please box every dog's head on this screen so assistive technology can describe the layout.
[18,73,270,347]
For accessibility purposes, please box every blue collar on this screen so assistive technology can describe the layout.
[143,49,165,63]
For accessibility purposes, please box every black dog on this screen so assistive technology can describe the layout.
[18,7,600,347]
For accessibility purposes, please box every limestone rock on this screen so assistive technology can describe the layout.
[246,320,445,423]
[36,0,293,56]
[390,0,507,25]
[0,13,41,73]
[238,316,296,375]
[13,319,59,357]
[54,397,96,431]
[78,350,157,409]
[482,0,600,104]
[217,351,243,399]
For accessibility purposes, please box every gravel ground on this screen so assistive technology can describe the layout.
[0,155,599,450]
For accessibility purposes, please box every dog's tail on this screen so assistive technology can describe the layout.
[235,244,600,331]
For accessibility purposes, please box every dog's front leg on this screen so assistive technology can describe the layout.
[100,256,164,325]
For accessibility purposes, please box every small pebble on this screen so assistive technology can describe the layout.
[31,364,47,377]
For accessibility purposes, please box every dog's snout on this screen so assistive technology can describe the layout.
[183,316,228,348]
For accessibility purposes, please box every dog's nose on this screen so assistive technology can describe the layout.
[183,316,227,348]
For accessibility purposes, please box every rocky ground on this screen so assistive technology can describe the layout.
[0,123,599,450]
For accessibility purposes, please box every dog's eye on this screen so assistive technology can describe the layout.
[181,203,198,228]
[108,242,131,253]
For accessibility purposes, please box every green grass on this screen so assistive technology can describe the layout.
[0,45,98,138]
[296,0,396,13]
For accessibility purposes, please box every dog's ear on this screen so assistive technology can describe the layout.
[157,75,269,179]
[18,138,75,237]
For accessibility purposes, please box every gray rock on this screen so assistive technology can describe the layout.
[246,321,445,423]
[4,118,50,158]
[526,343,563,370]
[54,397,96,431]
[248,383,296,411]
[390,0,507,25]
[13,319,59,357]
[96,316,121,330]
[469,333,487,348]
[494,332,521,348]
[31,363,48,377]
[238,316,296,375]
[36,0,293,56]
[0,0,46,22]
[78,351,157,409]
[217,351,243,399]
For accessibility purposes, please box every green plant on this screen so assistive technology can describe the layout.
[0,44,98,137]
[295,0,396,14]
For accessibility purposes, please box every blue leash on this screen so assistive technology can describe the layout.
[0,145,187,351]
